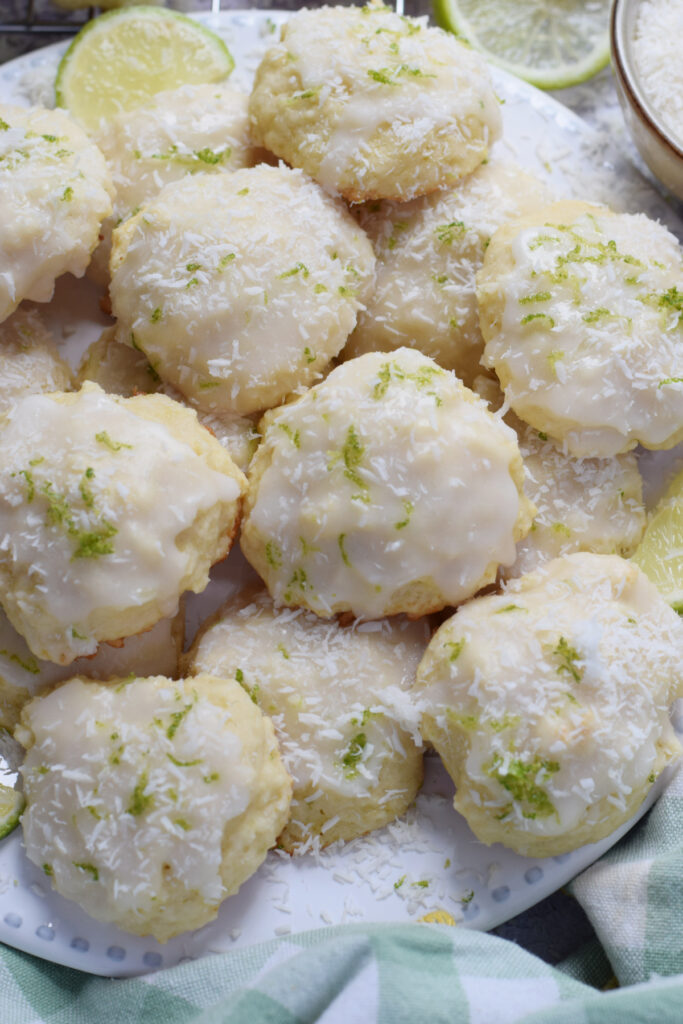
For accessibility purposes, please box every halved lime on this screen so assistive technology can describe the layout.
[632,467,683,614]
[0,784,24,840]
[433,0,611,90]
[55,6,234,132]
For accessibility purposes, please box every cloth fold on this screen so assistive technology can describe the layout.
[1,766,682,1021]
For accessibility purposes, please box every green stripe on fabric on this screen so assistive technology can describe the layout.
[371,927,469,1024]
[555,937,614,990]
[644,846,683,980]
[195,989,301,1024]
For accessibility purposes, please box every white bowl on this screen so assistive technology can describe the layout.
[611,0,683,202]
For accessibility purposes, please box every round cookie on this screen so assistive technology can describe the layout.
[249,5,501,202]
[184,585,427,850]
[416,553,683,857]
[90,84,262,285]
[241,349,535,620]
[17,674,292,942]
[109,165,375,416]
[0,307,72,415]
[0,103,113,323]
[0,383,245,664]
[477,200,683,456]
[345,157,550,386]
[505,413,646,578]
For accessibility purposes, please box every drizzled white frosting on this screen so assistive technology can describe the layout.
[0,385,241,662]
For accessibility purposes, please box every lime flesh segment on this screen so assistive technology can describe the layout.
[632,468,683,614]
[55,6,234,132]
[433,0,610,90]
[0,784,24,840]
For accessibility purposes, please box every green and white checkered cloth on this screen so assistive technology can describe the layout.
[1,767,682,1022]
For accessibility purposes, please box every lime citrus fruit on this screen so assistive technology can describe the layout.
[433,0,611,90]
[55,6,234,131]
[632,466,683,614]
[0,784,24,840]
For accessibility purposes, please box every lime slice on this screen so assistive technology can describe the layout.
[0,784,24,840]
[632,467,683,614]
[55,6,234,131]
[433,0,610,90]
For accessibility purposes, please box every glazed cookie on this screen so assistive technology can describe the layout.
[504,414,646,578]
[249,5,501,202]
[241,349,534,620]
[0,383,245,664]
[0,103,113,323]
[17,674,292,941]
[477,200,683,456]
[0,307,72,414]
[185,585,427,850]
[345,157,550,386]
[0,607,183,732]
[416,553,683,857]
[90,84,261,285]
[110,165,375,416]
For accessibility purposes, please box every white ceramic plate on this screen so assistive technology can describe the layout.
[0,8,681,979]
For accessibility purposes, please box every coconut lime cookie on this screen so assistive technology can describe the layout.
[416,552,683,857]
[0,308,72,414]
[0,104,113,323]
[17,674,292,942]
[345,158,550,386]
[0,383,245,664]
[110,165,375,416]
[249,4,501,202]
[184,585,427,850]
[89,84,260,285]
[241,349,534,620]
[505,414,646,578]
[477,200,683,456]
[78,328,259,473]
[0,608,183,732]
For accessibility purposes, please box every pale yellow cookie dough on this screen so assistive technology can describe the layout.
[249,5,501,202]
[0,104,113,323]
[184,585,427,850]
[416,553,683,857]
[241,349,534,620]
[0,383,245,664]
[89,84,261,285]
[110,165,375,416]
[345,157,550,386]
[0,307,72,414]
[478,200,683,456]
[17,674,292,942]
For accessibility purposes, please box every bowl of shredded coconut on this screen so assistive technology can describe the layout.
[611,0,683,201]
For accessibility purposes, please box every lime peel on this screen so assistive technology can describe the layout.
[0,784,24,840]
[433,0,610,91]
[632,467,683,614]
[55,6,234,132]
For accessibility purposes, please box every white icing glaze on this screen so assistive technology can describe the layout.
[20,678,253,911]
[242,348,533,619]
[0,386,240,661]
[418,553,683,845]
[0,104,113,322]
[481,205,683,456]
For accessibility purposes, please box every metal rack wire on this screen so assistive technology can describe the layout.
[0,1,97,35]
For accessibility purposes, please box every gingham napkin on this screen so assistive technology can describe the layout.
[1,766,683,1023]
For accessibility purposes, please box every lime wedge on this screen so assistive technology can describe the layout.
[433,0,610,90]
[0,784,24,840]
[632,467,683,614]
[55,6,234,131]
